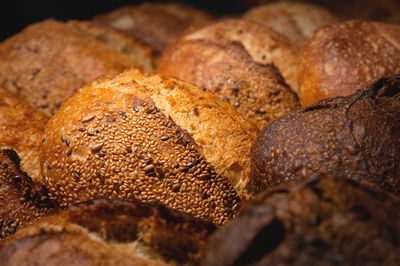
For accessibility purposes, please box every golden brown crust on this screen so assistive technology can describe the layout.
[40,69,256,224]
[0,88,48,180]
[158,38,299,130]
[298,20,400,106]
[0,19,147,116]
[244,1,339,45]
[0,199,215,265]
[250,75,400,194]
[0,150,53,239]
[178,18,300,93]
[92,3,212,56]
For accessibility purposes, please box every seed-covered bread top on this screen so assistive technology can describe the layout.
[0,150,53,239]
[203,176,400,265]
[0,88,48,181]
[0,19,151,116]
[0,199,215,265]
[244,1,339,45]
[250,74,400,195]
[41,69,257,225]
[93,2,213,56]
[172,18,300,93]
[298,20,400,106]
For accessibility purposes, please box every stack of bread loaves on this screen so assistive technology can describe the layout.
[0,1,399,265]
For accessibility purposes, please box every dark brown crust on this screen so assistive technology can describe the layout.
[0,19,147,116]
[250,74,400,194]
[158,38,299,130]
[298,20,400,106]
[203,176,400,265]
[0,150,54,239]
[0,199,215,265]
[93,3,212,56]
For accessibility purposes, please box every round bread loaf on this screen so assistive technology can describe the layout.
[0,19,152,116]
[244,1,339,45]
[203,176,400,265]
[0,88,48,181]
[92,2,213,56]
[298,20,400,106]
[250,74,400,194]
[158,19,300,130]
[40,69,258,225]
[0,199,215,265]
[0,150,53,239]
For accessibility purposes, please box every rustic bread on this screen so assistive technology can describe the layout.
[0,88,48,181]
[93,2,213,56]
[298,20,400,106]
[40,69,258,225]
[0,150,53,239]
[0,199,215,265]
[244,1,339,45]
[158,19,300,130]
[250,75,400,194]
[0,19,151,116]
[203,176,400,265]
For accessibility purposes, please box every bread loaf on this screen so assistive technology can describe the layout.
[250,74,400,194]
[0,88,48,181]
[0,19,152,116]
[204,176,400,265]
[0,150,53,239]
[298,20,400,106]
[0,199,215,265]
[158,18,300,130]
[40,69,258,225]
[93,3,213,56]
[244,1,339,45]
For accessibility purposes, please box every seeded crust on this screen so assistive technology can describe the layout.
[0,19,149,116]
[168,18,300,94]
[0,88,48,181]
[250,75,400,195]
[203,176,400,266]
[92,2,213,56]
[41,69,257,225]
[0,199,215,265]
[298,20,400,106]
[0,150,54,239]
[244,1,339,45]
[158,37,299,131]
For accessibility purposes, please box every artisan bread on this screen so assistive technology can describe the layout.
[0,199,215,265]
[298,20,400,106]
[0,150,53,239]
[244,1,339,45]
[93,2,213,56]
[0,19,152,116]
[250,75,400,194]
[204,176,400,265]
[158,18,300,130]
[40,69,258,225]
[0,88,48,180]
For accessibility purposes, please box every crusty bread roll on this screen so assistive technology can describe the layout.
[250,75,400,194]
[0,87,48,180]
[0,150,53,239]
[40,69,258,225]
[244,1,339,45]
[204,176,400,265]
[158,19,300,130]
[0,199,215,265]
[298,20,400,106]
[0,19,152,116]
[93,2,213,56]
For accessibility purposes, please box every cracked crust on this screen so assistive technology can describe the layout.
[250,75,400,194]
[299,20,400,106]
